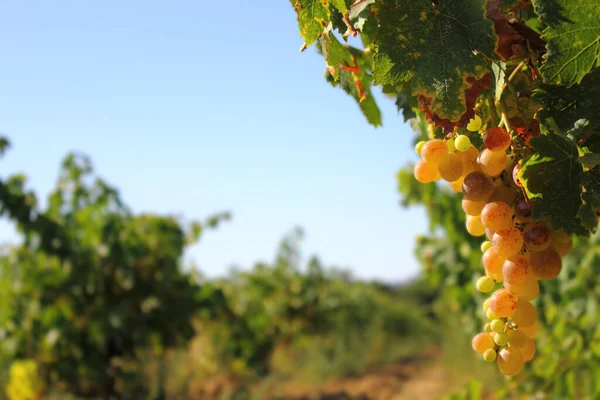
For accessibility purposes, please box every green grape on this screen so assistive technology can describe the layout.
[482,298,491,312]
[494,331,508,346]
[472,332,495,354]
[455,135,472,152]
[486,308,498,320]
[415,141,426,155]
[484,323,492,333]
[446,138,456,152]
[476,276,495,293]
[467,115,483,132]
[483,348,497,362]
[481,240,492,252]
[491,319,505,334]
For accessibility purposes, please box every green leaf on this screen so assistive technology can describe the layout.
[372,0,495,123]
[492,62,506,101]
[330,0,348,14]
[577,170,600,232]
[291,0,330,46]
[520,133,588,235]
[535,0,600,86]
[580,153,600,168]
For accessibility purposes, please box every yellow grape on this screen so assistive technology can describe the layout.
[462,171,494,202]
[507,329,529,349]
[504,277,539,301]
[462,198,485,216]
[497,348,524,376]
[483,348,497,362]
[513,198,532,223]
[478,149,507,177]
[466,215,486,236]
[492,228,524,258]
[413,160,441,183]
[415,141,426,156]
[467,115,483,132]
[458,146,480,175]
[551,229,572,243]
[502,254,532,285]
[482,247,505,281]
[477,276,496,293]
[483,127,511,152]
[491,319,505,333]
[483,298,491,312]
[449,176,465,193]
[520,322,539,338]
[481,240,493,252]
[421,139,448,165]
[486,308,499,320]
[486,184,515,206]
[438,152,463,182]
[446,138,456,152]
[472,332,495,354]
[511,301,536,327]
[490,288,518,318]
[523,222,552,252]
[530,248,562,280]
[520,338,536,361]
[455,134,472,151]
[485,323,492,333]
[552,239,573,256]
[480,201,514,231]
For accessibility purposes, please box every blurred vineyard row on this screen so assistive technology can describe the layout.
[0,138,438,399]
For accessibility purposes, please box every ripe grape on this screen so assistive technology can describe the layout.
[449,176,464,193]
[530,248,562,280]
[458,146,480,175]
[520,338,536,361]
[486,185,515,205]
[494,332,508,346]
[502,255,532,285]
[421,139,448,165]
[480,201,513,231]
[462,198,485,216]
[466,215,486,236]
[482,247,505,281]
[490,288,518,318]
[478,149,507,177]
[522,222,552,252]
[492,228,524,258]
[552,239,573,256]
[497,348,524,376]
[519,322,538,338]
[476,276,496,293]
[483,348,497,362]
[511,301,536,327]
[438,152,463,182]
[512,163,522,187]
[483,127,511,152]
[472,332,495,354]
[455,135,472,152]
[414,160,441,183]
[415,141,426,156]
[513,198,532,222]
[504,277,539,301]
[467,115,483,132]
[507,329,528,349]
[551,229,572,243]
[463,171,494,202]
[485,228,495,240]
[481,240,492,252]
[491,319,505,334]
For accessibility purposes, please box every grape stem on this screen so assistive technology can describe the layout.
[486,93,501,127]
[497,99,513,133]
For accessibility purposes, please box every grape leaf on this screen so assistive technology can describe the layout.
[292,0,330,46]
[372,0,496,127]
[580,153,600,168]
[520,133,588,235]
[532,68,600,134]
[486,0,526,60]
[535,0,600,86]
[577,170,600,232]
[330,0,349,13]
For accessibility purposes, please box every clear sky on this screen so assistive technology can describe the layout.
[0,1,427,282]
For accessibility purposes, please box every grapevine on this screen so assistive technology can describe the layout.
[289,0,600,377]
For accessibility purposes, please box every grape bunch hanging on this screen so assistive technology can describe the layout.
[413,119,571,376]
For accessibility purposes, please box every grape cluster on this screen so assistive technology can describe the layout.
[413,119,572,376]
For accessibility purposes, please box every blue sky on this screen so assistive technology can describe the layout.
[0,1,427,282]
